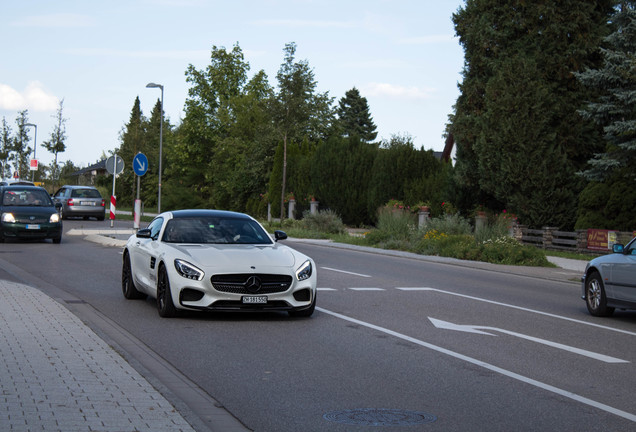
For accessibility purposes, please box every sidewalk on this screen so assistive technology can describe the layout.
[0,278,196,432]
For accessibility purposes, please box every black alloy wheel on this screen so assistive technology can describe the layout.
[122,252,146,300]
[288,292,316,318]
[157,265,177,318]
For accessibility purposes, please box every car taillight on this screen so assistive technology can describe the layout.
[100,199,105,207]
[67,198,74,206]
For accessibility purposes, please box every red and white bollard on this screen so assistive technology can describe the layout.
[110,195,116,227]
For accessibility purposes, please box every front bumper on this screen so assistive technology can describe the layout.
[1,221,62,240]
[171,272,316,313]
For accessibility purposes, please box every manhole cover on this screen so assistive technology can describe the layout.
[323,408,437,426]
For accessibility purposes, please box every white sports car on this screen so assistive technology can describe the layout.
[122,209,317,318]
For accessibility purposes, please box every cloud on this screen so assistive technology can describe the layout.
[362,82,435,101]
[11,13,95,28]
[399,34,457,45]
[62,48,209,60]
[0,82,59,111]
[253,19,354,29]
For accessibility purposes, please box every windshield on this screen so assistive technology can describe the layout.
[2,189,52,206]
[162,216,273,245]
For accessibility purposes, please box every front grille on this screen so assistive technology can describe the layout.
[211,274,292,295]
[16,216,48,223]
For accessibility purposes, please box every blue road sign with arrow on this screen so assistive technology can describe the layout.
[133,153,148,176]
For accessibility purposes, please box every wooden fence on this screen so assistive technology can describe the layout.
[516,225,635,254]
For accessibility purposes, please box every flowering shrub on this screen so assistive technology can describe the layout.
[441,201,457,215]
[499,209,518,226]
[423,229,448,241]
[385,199,408,210]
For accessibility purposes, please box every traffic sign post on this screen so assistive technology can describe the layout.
[132,153,148,230]
[106,154,124,228]
[133,153,148,177]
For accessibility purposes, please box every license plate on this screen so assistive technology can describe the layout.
[26,224,40,230]
[242,296,267,304]
[80,201,95,206]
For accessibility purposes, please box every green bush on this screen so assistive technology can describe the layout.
[423,213,472,235]
[364,210,551,266]
[302,210,346,234]
[375,208,417,241]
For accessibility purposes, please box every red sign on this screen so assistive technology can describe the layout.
[30,159,38,171]
[587,229,618,251]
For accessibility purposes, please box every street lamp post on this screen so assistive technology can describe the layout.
[23,123,37,181]
[146,82,164,214]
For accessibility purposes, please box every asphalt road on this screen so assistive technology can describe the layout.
[1,218,635,432]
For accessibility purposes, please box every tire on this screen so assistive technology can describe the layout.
[98,215,105,221]
[122,252,146,300]
[52,236,62,244]
[585,271,614,317]
[157,265,177,318]
[289,293,316,318]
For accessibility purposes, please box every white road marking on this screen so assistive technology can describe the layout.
[429,317,628,364]
[400,287,636,337]
[317,307,636,423]
[317,288,337,291]
[349,288,384,291]
[321,267,371,278]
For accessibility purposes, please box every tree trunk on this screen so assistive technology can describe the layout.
[280,133,288,219]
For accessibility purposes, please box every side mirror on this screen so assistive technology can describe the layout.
[136,228,152,239]
[54,202,62,210]
[274,230,288,242]
[612,244,624,253]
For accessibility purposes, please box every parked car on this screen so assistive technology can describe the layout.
[0,185,62,243]
[52,185,105,220]
[582,236,636,316]
[0,178,34,186]
[122,209,317,318]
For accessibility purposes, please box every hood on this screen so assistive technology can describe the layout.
[169,243,302,272]
[2,205,57,220]
[589,252,620,267]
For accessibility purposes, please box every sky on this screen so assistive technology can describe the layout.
[0,0,466,171]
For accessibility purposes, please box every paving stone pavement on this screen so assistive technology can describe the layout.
[0,279,195,432]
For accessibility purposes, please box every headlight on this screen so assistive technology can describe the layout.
[296,260,312,281]
[174,259,204,281]
[2,213,15,223]
[49,213,60,223]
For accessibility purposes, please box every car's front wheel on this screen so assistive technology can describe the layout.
[289,293,316,318]
[586,271,614,317]
[122,252,146,300]
[157,265,177,318]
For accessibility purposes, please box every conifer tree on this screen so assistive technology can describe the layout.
[450,0,613,228]
[336,87,377,142]
[577,1,636,182]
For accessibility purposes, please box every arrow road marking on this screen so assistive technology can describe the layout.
[429,317,628,364]
[318,307,636,423]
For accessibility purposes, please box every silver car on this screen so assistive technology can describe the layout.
[582,236,636,316]
[52,185,106,220]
